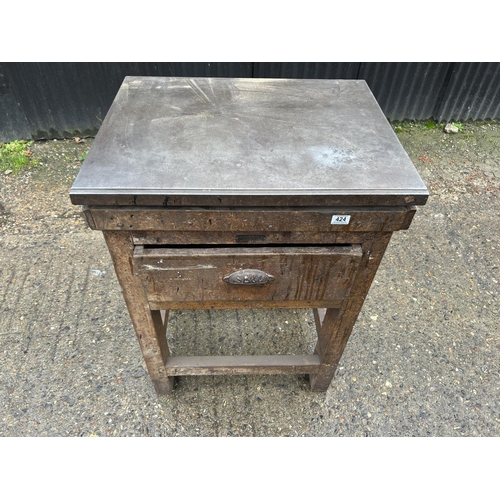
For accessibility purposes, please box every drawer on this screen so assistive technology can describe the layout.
[133,245,362,308]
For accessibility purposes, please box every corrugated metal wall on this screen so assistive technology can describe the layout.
[357,62,453,121]
[436,62,500,121]
[1,62,499,142]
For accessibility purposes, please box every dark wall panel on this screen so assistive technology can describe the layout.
[253,62,359,79]
[4,63,112,139]
[0,67,32,142]
[358,62,453,121]
[436,62,500,121]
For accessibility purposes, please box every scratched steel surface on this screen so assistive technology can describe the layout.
[70,77,428,207]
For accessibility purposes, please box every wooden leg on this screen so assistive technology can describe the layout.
[310,308,341,391]
[103,231,174,395]
[310,233,393,392]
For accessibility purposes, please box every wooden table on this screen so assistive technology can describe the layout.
[70,77,428,395]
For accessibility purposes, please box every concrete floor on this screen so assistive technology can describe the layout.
[0,122,498,436]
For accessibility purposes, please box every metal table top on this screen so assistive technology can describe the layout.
[70,77,428,207]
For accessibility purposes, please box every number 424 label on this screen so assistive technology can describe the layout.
[331,215,351,225]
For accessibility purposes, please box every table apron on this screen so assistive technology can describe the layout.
[84,206,416,233]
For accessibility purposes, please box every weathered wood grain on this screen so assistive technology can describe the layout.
[310,233,393,391]
[132,230,385,246]
[165,355,321,376]
[133,245,362,305]
[96,214,409,394]
[102,231,174,395]
[88,206,415,233]
[148,299,344,311]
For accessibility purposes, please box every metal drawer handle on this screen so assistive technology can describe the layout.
[223,269,275,285]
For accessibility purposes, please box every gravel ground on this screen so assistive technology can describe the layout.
[0,123,499,437]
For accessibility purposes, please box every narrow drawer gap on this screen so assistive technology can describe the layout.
[141,243,356,250]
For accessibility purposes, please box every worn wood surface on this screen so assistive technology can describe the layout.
[101,226,398,393]
[87,206,415,233]
[133,245,362,305]
[102,231,174,395]
[95,209,409,394]
[148,299,344,311]
[165,355,321,376]
[309,233,393,391]
[132,230,389,246]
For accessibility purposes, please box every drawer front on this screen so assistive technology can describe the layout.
[133,245,362,305]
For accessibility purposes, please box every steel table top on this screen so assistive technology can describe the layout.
[70,77,428,207]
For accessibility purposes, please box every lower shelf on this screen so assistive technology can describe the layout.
[165,354,321,376]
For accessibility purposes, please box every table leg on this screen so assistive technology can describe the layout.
[103,231,174,395]
[310,233,393,392]
[310,307,342,391]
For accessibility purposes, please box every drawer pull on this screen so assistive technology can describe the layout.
[223,269,274,286]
